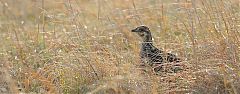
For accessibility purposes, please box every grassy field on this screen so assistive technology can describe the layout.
[0,0,240,93]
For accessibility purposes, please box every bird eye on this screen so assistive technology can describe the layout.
[139,28,144,31]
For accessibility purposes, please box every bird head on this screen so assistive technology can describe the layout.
[131,25,152,42]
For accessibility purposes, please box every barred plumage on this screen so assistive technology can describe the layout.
[131,25,181,73]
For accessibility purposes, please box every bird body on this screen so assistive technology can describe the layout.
[141,42,164,65]
[131,25,181,73]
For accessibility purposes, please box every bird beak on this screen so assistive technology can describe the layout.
[131,29,137,32]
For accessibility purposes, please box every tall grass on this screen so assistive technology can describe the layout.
[0,0,239,93]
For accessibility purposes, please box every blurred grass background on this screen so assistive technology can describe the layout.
[0,0,240,93]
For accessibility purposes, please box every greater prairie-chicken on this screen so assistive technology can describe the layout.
[131,25,182,73]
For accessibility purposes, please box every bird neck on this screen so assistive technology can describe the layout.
[143,33,153,42]
[141,41,154,50]
[142,40,153,45]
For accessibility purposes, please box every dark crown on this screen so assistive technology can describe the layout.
[131,25,150,32]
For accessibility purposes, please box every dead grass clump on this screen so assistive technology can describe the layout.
[192,68,240,94]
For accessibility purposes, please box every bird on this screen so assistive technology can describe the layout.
[131,25,182,73]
